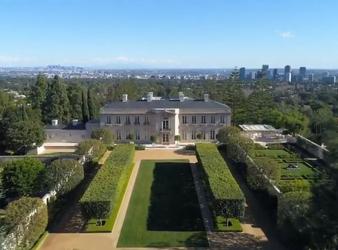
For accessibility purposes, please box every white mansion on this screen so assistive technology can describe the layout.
[100,92,231,144]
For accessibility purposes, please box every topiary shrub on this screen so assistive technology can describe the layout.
[2,197,48,250]
[135,144,145,150]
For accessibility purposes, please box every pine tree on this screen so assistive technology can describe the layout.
[29,74,47,114]
[43,75,70,124]
[68,84,83,120]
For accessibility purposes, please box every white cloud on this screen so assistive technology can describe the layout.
[276,31,295,39]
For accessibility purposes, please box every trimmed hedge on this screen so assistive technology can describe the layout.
[196,143,245,219]
[80,144,135,219]
[278,179,311,193]
[2,197,48,250]
[45,159,84,196]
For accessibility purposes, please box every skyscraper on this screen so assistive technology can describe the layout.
[239,67,246,81]
[284,65,291,81]
[262,64,269,73]
[273,68,278,80]
[299,67,306,81]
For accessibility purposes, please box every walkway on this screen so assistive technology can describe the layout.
[98,150,112,165]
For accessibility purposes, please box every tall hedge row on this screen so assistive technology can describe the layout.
[196,143,245,218]
[80,144,135,219]
[2,197,48,250]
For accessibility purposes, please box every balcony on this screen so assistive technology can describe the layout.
[160,127,171,132]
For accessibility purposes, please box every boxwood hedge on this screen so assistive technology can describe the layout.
[196,143,245,219]
[80,144,135,219]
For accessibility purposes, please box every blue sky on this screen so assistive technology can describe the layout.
[0,0,338,68]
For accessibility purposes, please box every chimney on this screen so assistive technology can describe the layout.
[179,92,184,102]
[122,94,128,102]
[204,93,209,102]
[51,119,58,126]
[147,92,153,102]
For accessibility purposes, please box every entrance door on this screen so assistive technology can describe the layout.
[162,133,169,143]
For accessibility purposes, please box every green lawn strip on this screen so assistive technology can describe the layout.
[252,149,292,158]
[215,216,242,232]
[117,160,208,248]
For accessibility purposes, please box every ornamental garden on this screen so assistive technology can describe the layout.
[0,126,328,249]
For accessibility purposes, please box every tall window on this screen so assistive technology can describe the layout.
[192,116,197,124]
[201,131,206,140]
[136,131,140,140]
[182,131,187,140]
[211,116,215,124]
[192,131,197,140]
[116,116,121,124]
[210,130,215,140]
[220,115,225,124]
[201,116,206,124]
[134,116,140,125]
[144,116,150,125]
[125,116,131,125]
[117,131,121,140]
[106,115,111,124]
[182,115,187,124]
[162,120,169,130]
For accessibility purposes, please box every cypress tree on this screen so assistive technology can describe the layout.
[82,89,89,123]
[87,88,98,120]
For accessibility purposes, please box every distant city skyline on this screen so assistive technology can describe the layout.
[1,0,338,68]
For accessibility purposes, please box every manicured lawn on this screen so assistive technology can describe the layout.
[281,161,320,180]
[117,160,208,248]
[215,216,242,232]
[252,147,321,182]
[253,149,292,158]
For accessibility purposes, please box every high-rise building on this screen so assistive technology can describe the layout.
[249,72,256,80]
[286,72,292,83]
[299,67,306,81]
[309,73,314,82]
[239,67,246,81]
[273,69,278,80]
[262,64,269,73]
[284,65,291,81]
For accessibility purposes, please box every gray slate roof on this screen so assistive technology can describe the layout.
[101,98,231,114]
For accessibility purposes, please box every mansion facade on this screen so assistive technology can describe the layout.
[100,92,231,144]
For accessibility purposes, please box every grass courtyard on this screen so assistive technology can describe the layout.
[117,160,208,248]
